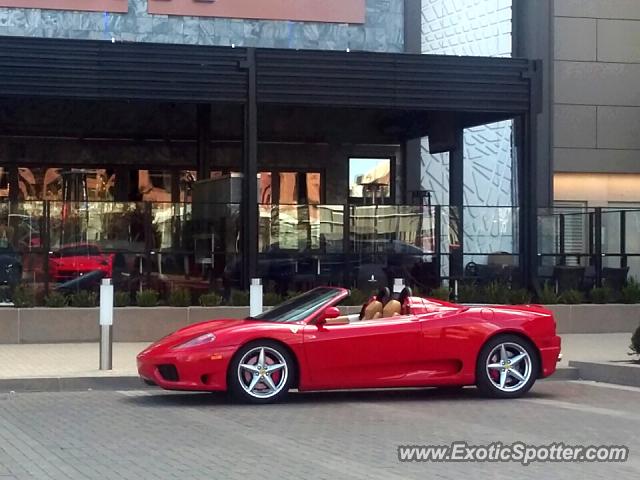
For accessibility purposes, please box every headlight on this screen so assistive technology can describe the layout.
[5,264,13,269]
[173,333,216,350]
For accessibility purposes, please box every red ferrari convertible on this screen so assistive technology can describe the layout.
[48,243,113,282]
[137,287,561,403]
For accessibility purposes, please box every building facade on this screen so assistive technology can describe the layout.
[9,0,636,304]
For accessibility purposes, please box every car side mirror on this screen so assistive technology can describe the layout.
[317,306,341,327]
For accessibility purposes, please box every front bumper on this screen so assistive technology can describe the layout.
[137,345,237,392]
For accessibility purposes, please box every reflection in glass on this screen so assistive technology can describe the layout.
[179,170,197,203]
[349,158,391,199]
[17,168,115,201]
[0,168,8,199]
[139,170,171,202]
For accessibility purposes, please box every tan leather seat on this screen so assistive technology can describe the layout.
[362,300,383,320]
[382,299,402,317]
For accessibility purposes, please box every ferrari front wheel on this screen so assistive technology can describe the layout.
[228,341,294,404]
[476,334,539,399]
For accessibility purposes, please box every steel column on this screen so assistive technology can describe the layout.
[449,129,464,279]
[518,112,539,290]
[241,49,258,288]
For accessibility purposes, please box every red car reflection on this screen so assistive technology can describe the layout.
[48,243,114,282]
[137,287,561,404]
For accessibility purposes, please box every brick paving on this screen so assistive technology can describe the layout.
[0,381,638,479]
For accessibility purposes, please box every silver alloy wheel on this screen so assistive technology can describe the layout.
[237,346,289,399]
[485,342,532,392]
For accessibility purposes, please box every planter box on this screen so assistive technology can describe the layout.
[20,308,100,343]
[548,304,640,334]
[188,306,250,324]
[0,309,20,344]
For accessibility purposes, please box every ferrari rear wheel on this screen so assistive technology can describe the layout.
[476,334,539,399]
[228,341,294,404]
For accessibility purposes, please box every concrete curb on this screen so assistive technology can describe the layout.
[0,367,580,393]
[0,375,148,393]
[569,360,640,388]
[545,366,580,381]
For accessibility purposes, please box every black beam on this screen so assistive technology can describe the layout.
[241,49,258,288]
[449,129,464,279]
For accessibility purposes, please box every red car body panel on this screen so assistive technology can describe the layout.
[137,287,561,393]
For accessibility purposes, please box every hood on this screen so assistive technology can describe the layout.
[138,318,258,356]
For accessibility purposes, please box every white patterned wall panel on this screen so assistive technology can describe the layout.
[421,0,516,262]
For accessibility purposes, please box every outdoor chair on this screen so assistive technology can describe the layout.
[553,265,585,293]
[602,267,629,292]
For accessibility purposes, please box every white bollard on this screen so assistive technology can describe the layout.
[249,278,263,317]
[393,278,405,294]
[99,278,114,371]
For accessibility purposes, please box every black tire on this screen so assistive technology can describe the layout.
[476,334,539,399]
[227,340,295,404]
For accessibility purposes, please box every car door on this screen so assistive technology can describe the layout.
[302,315,420,390]
[414,307,487,383]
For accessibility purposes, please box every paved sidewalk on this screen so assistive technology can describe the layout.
[558,333,633,366]
[0,333,634,380]
[0,343,145,379]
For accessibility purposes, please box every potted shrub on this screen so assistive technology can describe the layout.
[199,292,223,307]
[559,289,584,305]
[590,287,613,304]
[168,287,191,307]
[114,291,131,307]
[621,279,640,304]
[136,289,159,307]
[45,292,68,308]
[69,290,97,308]
[539,283,559,304]
[11,284,36,308]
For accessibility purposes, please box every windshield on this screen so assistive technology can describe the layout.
[251,287,344,323]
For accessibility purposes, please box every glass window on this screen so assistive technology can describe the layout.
[17,168,115,201]
[139,170,172,202]
[349,158,391,200]
[0,168,8,199]
[179,170,197,203]
[258,172,273,204]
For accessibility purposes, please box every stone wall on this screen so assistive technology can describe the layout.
[552,0,640,174]
[0,0,404,52]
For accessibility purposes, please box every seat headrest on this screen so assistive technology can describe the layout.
[376,287,391,303]
[398,286,412,304]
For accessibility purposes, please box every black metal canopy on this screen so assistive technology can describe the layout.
[0,34,542,289]
[0,35,539,136]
